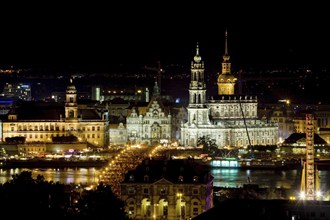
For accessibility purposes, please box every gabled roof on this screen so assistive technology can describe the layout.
[283,133,327,145]
[146,96,169,115]
[153,178,173,185]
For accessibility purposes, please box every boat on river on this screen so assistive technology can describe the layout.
[208,157,301,169]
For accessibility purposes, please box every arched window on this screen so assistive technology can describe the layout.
[144,175,149,182]
[69,110,74,118]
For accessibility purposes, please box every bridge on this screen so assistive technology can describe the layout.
[96,144,159,197]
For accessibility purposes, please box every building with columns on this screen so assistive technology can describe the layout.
[120,158,213,220]
[181,32,278,148]
[1,80,107,149]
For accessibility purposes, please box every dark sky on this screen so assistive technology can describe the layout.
[0,3,328,71]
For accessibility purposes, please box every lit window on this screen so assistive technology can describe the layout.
[160,188,166,195]
[128,187,135,194]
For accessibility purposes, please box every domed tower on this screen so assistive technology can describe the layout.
[187,42,209,125]
[65,79,78,121]
[217,30,237,95]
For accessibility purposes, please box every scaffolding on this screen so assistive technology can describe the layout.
[300,113,319,200]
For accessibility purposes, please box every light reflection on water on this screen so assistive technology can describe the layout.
[1,168,329,191]
[211,168,330,190]
[0,168,100,185]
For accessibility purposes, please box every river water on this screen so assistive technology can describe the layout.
[0,167,100,185]
[1,167,329,194]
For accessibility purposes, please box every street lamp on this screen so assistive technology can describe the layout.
[177,193,183,220]
[153,203,158,220]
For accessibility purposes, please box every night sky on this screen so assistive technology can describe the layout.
[0,3,328,71]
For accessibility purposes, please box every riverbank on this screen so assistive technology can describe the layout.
[0,159,108,168]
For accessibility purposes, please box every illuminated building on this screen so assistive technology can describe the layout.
[126,82,172,145]
[1,81,107,148]
[103,87,150,102]
[181,32,278,147]
[120,158,213,219]
[269,101,295,142]
[2,83,31,101]
[91,85,102,101]
[281,132,327,155]
[109,122,127,145]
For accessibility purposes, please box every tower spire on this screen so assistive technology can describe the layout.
[225,29,228,55]
[194,42,202,63]
[222,30,230,63]
[217,30,237,95]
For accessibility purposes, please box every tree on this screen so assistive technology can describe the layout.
[0,171,68,219]
[0,173,129,219]
[76,182,129,219]
[197,136,218,156]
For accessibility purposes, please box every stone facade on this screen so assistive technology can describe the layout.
[181,34,278,148]
[1,81,107,148]
[120,158,213,219]
[126,83,172,145]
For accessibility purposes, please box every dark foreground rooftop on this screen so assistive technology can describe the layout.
[192,199,330,220]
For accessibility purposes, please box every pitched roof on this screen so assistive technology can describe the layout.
[15,102,64,120]
[79,109,101,120]
[123,158,212,184]
[283,133,327,145]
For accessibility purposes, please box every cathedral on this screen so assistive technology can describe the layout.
[180,32,278,148]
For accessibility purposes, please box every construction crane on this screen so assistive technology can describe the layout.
[144,61,164,95]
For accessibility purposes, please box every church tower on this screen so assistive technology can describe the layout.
[187,43,209,125]
[217,30,237,95]
[65,79,78,122]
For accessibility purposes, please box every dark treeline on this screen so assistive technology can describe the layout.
[0,171,129,219]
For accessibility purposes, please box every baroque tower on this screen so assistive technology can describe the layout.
[187,43,209,125]
[217,30,237,95]
[65,79,78,122]
[181,31,278,148]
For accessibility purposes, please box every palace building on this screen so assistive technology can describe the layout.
[181,32,278,147]
[126,82,172,145]
[1,81,107,149]
[120,158,213,220]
